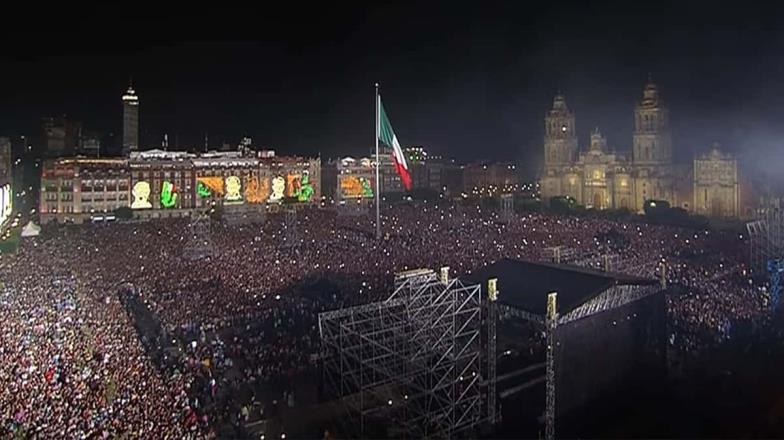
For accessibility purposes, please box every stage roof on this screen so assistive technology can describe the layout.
[462,258,657,316]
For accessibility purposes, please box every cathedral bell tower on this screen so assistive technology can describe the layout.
[544,94,578,167]
[633,79,672,165]
[541,94,579,204]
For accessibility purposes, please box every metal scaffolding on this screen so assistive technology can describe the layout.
[768,259,783,311]
[223,203,266,226]
[557,284,660,325]
[571,253,621,272]
[500,194,514,224]
[336,201,370,218]
[540,246,576,264]
[319,269,489,438]
[487,278,498,425]
[613,258,659,279]
[283,209,300,248]
[747,204,784,278]
[183,214,213,260]
[545,292,557,440]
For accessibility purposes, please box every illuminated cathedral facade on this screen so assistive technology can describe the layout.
[540,80,739,217]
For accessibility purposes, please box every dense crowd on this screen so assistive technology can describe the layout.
[0,245,202,438]
[0,201,769,437]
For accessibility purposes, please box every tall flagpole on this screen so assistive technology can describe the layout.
[375,83,381,240]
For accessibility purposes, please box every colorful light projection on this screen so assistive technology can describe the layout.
[339,175,374,199]
[286,174,300,198]
[160,181,178,208]
[268,176,285,202]
[197,181,211,198]
[283,171,315,202]
[225,176,243,202]
[131,181,153,209]
[244,176,270,204]
[196,177,224,198]
[297,171,314,202]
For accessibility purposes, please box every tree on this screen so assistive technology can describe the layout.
[643,199,670,217]
[113,206,133,220]
[514,196,541,213]
[550,196,581,214]
[208,204,224,221]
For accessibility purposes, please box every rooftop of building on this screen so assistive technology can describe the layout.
[697,143,734,161]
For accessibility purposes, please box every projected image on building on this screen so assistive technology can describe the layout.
[160,181,178,208]
[197,181,212,198]
[131,181,153,209]
[288,171,315,202]
[225,176,243,202]
[286,174,301,198]
[244,176,270,204]
[340,175,374,199]
[197,177,224,197]
[282,171,315,202]
[298,171,315,202]
[269,176,285,202]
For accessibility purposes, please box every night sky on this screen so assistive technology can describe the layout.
[2,2,784,180]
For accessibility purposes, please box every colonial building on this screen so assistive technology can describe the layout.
[541,80,698,213]
[329,153,437,201]
[463,163,519,196]
[40,150,321,224]
[404,146,444,192]
[334,157,376,201]
[40,158,131,222]
[693,144,739,218]
[575,129,633,210]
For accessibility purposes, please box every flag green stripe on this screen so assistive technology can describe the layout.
[379,99,395,147]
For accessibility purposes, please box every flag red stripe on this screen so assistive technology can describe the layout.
[392,154,412,191]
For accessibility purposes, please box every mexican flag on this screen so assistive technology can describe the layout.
[378,97,412,191]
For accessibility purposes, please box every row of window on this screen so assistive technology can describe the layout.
[82,186,129,193]
[82,195,129,202]
[133,171,193,179]
[82,179,127,186]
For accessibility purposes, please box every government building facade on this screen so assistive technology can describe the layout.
[540,80,741,217]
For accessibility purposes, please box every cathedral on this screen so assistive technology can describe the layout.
[540,80,741,217]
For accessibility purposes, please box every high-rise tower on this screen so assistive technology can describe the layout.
[122,82,139,156]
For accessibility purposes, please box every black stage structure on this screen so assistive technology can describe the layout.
[318,258,666,439]
[465,258,667,439]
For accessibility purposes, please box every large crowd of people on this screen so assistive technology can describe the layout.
[0,201,771,437]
